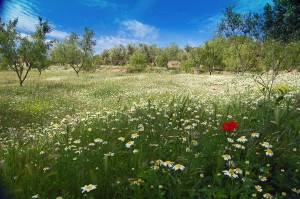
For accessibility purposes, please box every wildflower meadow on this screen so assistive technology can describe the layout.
[0,70,300,199]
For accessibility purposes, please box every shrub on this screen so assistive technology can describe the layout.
[155,54,168,68]
[128,51,148,72]
[180,59,195,73]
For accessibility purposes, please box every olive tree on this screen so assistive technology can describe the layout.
[51,27,96,76]
[129,51,147,72]
[218,7,263,74]
[0,17,51,86]
[199,37,226,75]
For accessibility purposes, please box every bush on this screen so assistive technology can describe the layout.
[180,59,195,73]
[129,51,148,72]
[155,54,168,68]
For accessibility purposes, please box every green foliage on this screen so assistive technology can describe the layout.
[50,28,96,76]
[138,43,158,65]
[125,43,136,63]
[92,54,103,69]
[129,51,148,72]
[98,49,111,65]
[261,40,288,72]
[30,18,52,74]
[155,52,168,68]
[166,43,180,61]
[263,0,300,42]
[272,84,294,94]
[180,59,195,73]
[0,17,51,86]
[261,39,300,72]
[218,7,263,74]
[199,37,226,74]
[109,45,127,66]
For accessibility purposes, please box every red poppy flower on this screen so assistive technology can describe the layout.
[221,121,238,131]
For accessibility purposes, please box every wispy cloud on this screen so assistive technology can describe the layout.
[120,19,159,40]
[48,30,69,39]
[92,19,160,52]
[1,0,68,40]
[2,0,38,32]
[94,36,143,53]
[80,0,118,9]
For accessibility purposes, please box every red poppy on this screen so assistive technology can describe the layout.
[221,121,238,131]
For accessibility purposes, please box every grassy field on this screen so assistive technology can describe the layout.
[0,69,300,199]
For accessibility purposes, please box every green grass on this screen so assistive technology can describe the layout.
[0,69,300,198]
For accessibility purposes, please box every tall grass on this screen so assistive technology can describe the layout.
[0,70,299,198]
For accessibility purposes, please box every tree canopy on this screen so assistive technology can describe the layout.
[263,0,300,42]
[0,17,51,86]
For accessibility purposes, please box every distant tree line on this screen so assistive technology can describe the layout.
[0,0,299,86]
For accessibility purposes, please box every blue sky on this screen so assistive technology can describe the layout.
[0,0,273,52]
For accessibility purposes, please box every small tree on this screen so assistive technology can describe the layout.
[125,43,136,64]
[50,40,65,66]
[166,43,180,61]
[92,54,103,69]
[263,0,300,43]
[53,27,96,77]
[180,59,195,73]
[0,19,28,86]
[155,48,168,67]
[129,51,147,72]
[109,45,126,66]
[218,7,263,74]
[261,40,288,73]
[99,49,111,65]
[199,37,225,75]
[80,27,96,72]
[30,17,52,75]
[0,17,51,86]
[60,33,82,76]
[138,43,158,65]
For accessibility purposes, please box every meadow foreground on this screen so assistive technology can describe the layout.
[0,70,300,199]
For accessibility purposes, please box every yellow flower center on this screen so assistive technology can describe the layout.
[85,185,93,190]
[267,149,273,153]
[228,169,234,174]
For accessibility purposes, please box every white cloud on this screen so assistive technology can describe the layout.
[94,36,143,53]
[48,29,69,40]
[2,0,69,40]
[121,20,159,39]
[2,0,38,32]
[92,20,160,53]
[20,32,30,38]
